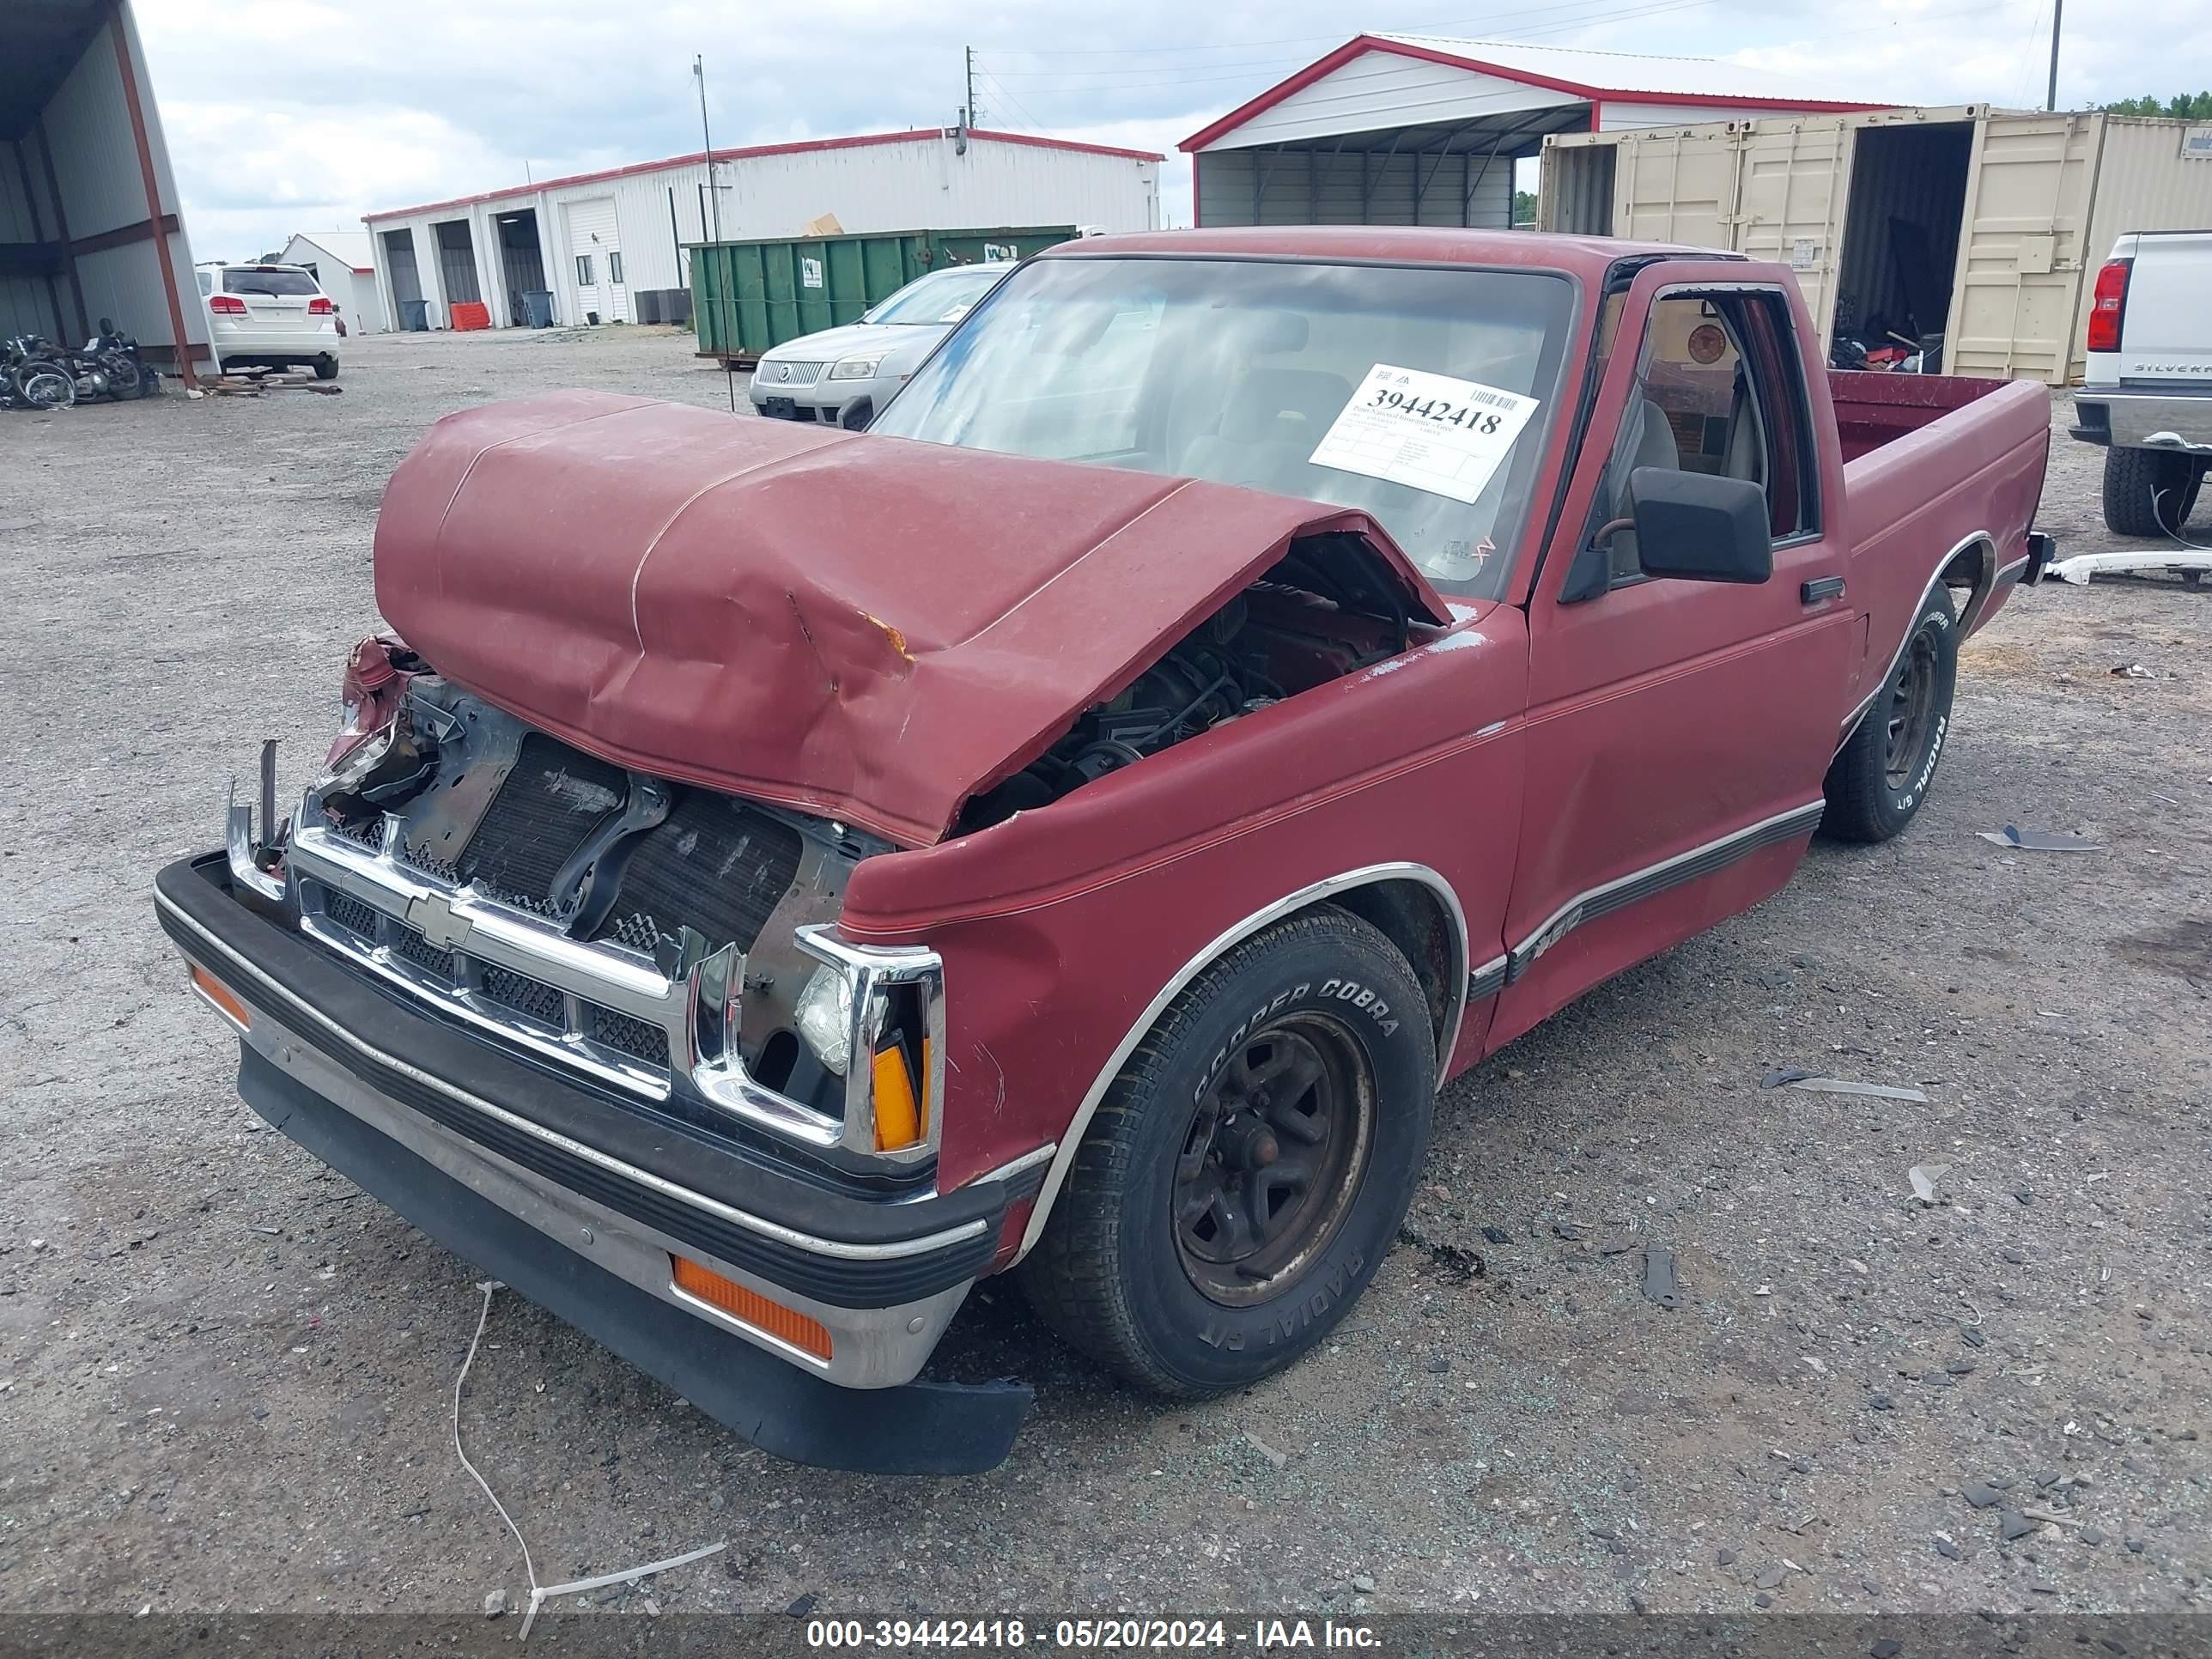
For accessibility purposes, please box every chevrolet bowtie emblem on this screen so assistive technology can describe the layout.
[404,890,472,951]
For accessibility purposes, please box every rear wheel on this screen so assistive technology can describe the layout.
[1823,585,1958,843]
[1019,908,1434,1396]
[2102,447,2203,538]
[313,356,339,380]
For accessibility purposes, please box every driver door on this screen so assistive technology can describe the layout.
[1487,267,1855,1050]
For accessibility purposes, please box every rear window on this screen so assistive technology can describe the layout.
[224,267,319,296]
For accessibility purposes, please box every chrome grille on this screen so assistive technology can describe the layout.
[592,1005,672,1068]
[388,925,458,981]
[759,359,824,386]
[321,887,381,943]
[480,964,564,1026]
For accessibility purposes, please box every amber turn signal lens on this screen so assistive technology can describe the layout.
[872,1043,922,1151]
[670,1256,833,1360]
[189,965,252,1031]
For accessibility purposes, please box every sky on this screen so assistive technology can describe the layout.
[139,0,2209,260]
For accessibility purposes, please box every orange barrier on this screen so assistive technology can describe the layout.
[450,301,491,331]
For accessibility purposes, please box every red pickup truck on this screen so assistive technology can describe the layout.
[157,228,2054,1474]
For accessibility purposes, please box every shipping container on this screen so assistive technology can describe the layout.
[690,226,1077,362]
[1540,106,2212,384]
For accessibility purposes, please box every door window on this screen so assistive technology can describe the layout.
[575,254,594,287]
[609,252,624,285]
[1590,290,1818,583]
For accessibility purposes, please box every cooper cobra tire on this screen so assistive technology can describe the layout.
[1018,908,1434,1396]
[1822,584,1958,843]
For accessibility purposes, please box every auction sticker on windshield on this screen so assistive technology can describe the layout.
[1309,364,1540,504]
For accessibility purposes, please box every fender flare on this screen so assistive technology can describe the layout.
[1837,529,1995,749]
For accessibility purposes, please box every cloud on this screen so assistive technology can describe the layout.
[134,0,2212,255]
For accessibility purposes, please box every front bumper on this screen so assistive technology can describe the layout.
[748,377,884,429]
[155,853,1035,1473]
[2069,385,2212,453]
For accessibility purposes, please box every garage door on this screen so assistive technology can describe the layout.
[564,198,626,325]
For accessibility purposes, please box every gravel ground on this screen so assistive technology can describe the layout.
[1,326,2205,1621]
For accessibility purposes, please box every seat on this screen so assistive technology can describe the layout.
[1178,368,1355,497]
[1608,398,1681,579]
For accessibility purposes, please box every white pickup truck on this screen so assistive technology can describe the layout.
[2072,229,2212,538]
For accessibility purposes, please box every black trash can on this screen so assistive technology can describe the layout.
[398,299,430,331]
[635,289,664,325]
[519,289,555,328]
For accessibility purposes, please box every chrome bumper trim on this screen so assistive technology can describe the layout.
[157,883,988,1267]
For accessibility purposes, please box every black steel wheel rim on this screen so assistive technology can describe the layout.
[1173,1013,1373,1306]
[1883,627,1939,791]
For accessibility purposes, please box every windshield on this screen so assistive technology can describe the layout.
[865,266,1005,325]
[869,256,1577,595]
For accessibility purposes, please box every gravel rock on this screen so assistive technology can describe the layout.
[482,1590,505,1619]
[1964,1484,2000,1508]
[2001,1511,2037,1541]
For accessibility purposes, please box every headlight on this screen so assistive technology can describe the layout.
[829,356,884,380]
[793,965,854,1076]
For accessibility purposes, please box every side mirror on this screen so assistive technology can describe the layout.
[1629,467,1773,584]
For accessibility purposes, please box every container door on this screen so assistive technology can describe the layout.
[1607,126,1743,250]
[1734,118,1855,338]
[1942,112,2102,384]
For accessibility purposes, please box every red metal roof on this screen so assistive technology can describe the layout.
[363,128,1163,224]
[1180,34,1891,152]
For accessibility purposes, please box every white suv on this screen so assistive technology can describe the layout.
[197,262,342,379]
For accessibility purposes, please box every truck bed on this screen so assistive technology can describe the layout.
[1827,369,2018,463]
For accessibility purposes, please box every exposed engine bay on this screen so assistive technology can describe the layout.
[957,544,1417,833]
[303,651,885,1114]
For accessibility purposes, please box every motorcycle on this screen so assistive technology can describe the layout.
[82,318,157,400]
[2,333,76,410]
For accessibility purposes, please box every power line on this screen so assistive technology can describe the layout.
[975,69,1057,135]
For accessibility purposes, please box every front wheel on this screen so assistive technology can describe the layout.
[1822,584,1958,843]
[13,360,76,410]
[1019,908,1434,1396]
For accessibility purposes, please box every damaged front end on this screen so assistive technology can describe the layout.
[228,635,945,1178]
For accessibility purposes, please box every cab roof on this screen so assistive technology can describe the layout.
[1041,225,1741,282]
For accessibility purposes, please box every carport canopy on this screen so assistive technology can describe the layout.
[1181,35,1888,229]
[1,0,205,382]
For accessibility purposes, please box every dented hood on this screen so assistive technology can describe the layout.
[373,391,1449,847]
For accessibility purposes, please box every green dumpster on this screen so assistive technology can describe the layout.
[689,226,1076,362]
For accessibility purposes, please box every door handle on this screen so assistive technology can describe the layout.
[1801,576,1845,605]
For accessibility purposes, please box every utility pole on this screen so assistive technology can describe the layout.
[2046,0,2063,111]
[966,46,977,130]
[694,54,722,241]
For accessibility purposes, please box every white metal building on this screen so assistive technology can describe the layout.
[2,0,210,384]
[281,229,387,337]
[364,128,1164,332]
[1540,104,2212,383]
[1180,33,1887,229]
